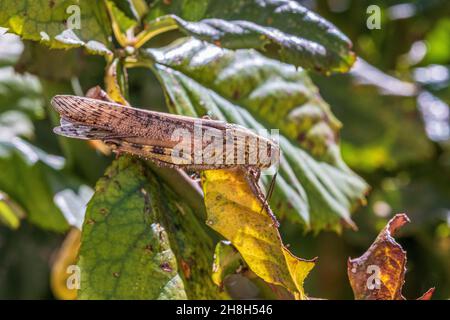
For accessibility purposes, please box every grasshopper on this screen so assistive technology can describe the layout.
[51,88,280,224]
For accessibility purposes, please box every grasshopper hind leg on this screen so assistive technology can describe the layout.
[244,166,279,227]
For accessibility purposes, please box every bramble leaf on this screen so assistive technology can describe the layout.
[145,37,367,231]
[0,0,113,55]
[78,156,220,299]
[146,0,355,73]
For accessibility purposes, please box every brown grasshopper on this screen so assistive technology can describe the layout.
[51,89,280,224]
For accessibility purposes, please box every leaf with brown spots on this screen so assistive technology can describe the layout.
[202,169,316,299]
[0,0,113,55]
[78,156,221,299]
[145,0,355,73]
[347,214,434,300]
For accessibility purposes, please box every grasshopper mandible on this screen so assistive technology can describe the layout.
[51,89,280,224]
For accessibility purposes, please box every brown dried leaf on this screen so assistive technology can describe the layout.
[347,214,434,300]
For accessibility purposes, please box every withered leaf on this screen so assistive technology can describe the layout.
[347,214,434,300]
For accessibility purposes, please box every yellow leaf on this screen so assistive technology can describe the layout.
[51,228,81,300]
[202,169,315,299]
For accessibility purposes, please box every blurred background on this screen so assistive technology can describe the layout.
[0,0,449,299]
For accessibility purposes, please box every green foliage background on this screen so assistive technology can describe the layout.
[0,0,449,299]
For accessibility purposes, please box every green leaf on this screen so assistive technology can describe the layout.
[15,42,84,81]
[105,0,138,46]
[0,0,113,55]
[143,37,367,231]
[78,156,220,299]
[425,18,450,64]
[0,138,69,232]
[145,0,355,73]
